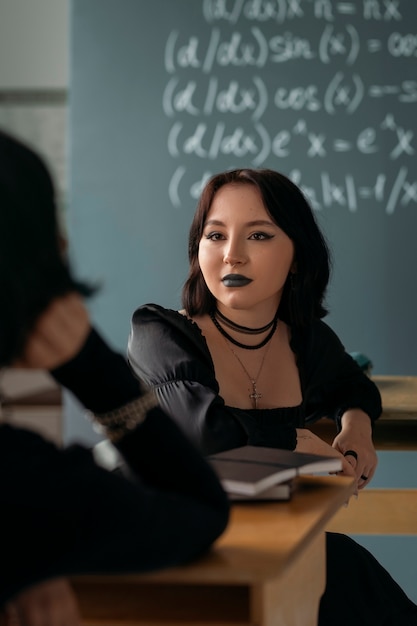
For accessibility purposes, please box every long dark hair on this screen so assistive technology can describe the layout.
[182,168,331,328]
[0,130,92,366]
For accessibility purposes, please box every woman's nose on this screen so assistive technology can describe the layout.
[223,243,247,267]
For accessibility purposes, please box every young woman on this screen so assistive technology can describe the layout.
[128,168,417,625]
[0,130,229,626]
[129,168,380,485]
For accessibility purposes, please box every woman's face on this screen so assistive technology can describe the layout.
[198,183,295,316]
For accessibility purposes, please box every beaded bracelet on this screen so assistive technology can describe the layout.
[88,391,158,442]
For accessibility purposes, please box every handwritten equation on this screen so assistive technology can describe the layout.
[202,0,404,25]
[168,165,417,215]
[163,75,417,119]
[165,27,417,74]
[167,115,415,163]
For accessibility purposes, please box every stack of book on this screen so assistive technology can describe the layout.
[207,445,343,501]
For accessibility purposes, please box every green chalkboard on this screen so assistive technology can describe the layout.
[70,0,417,374]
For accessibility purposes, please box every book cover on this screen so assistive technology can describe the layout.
[208,446,342,496]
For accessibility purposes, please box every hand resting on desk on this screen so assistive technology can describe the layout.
[332,408,378,490]
[296,428,357,494]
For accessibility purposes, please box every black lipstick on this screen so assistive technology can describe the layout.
[221,274,252,287]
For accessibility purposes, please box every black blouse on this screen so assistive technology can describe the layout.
[128,304,382,455]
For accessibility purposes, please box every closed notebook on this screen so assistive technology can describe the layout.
[207,445,342,496]
[228,480,294,501]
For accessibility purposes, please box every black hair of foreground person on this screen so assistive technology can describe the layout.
[0,130,229,612]
[0,130,93,366]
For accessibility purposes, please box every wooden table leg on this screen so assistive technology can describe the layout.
[250,533,326,626]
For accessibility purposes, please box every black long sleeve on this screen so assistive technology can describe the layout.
[50,327,229,504]
[51,328,140,413]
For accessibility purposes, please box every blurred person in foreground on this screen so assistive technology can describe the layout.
[0,130,229,626]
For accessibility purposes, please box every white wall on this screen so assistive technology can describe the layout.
[0,0,68,88]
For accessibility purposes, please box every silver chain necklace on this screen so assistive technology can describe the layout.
[222,335,273,409]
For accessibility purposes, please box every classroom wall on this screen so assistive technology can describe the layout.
[0,0,68,89]
[0,0,68,210]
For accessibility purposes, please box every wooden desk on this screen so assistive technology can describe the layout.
[374,375,417,420]
[309,375,417,450]
[311,375,417,536]
[71,476,354,626]
[372,375,417,449]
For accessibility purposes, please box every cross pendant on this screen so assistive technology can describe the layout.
[249,381,262,409]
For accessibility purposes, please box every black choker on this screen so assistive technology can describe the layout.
[215,307,276,335]
[209,310,278,350]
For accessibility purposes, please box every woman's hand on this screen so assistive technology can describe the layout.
[332,409,378,490]
[14,293,90,370]
[296,428,357,482]
[3,578,80,626]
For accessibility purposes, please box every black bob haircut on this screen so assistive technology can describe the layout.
[0,130,92,366]
[182,168,331,328]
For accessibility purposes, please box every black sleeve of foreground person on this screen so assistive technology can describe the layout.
[51,328,229,505]
[51,328,141,413]
[0,330,229,606]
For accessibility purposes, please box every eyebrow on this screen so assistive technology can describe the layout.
[204,219,275,227]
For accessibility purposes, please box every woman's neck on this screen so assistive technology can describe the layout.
[215,302,279,330]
